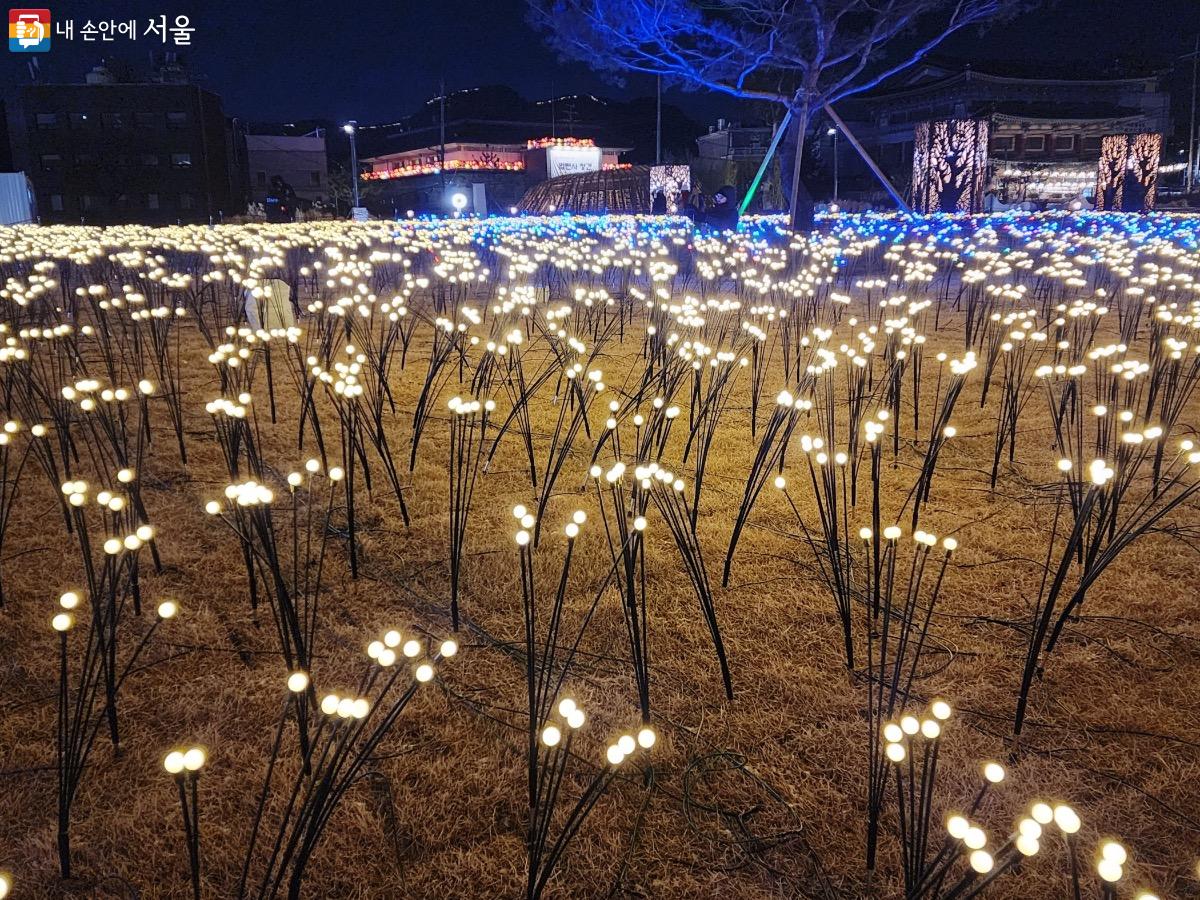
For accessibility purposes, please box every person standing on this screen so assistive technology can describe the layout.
[702,185,739,230]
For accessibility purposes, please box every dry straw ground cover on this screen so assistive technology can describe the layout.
[0,212,1198,899]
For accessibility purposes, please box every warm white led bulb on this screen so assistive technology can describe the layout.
[181,747,205,771]
[1101,842,1127,865]
[1097,859,1123,883]
[969,850,993,874]
[1053,805,1081,834]
[946,815,968,839]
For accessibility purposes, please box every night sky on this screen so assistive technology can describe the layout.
[2,0,1197,125]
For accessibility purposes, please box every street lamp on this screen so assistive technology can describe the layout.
[827,126,839,204]
[343,121,360,211]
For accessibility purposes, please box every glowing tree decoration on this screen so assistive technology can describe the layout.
[649,164,691,207]
[912,119,990,214]
[1094,133,1162,212]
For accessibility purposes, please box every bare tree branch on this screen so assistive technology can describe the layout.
[527,0,1027,224]
[529,0,1023,111]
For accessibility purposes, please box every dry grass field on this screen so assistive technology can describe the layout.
[1,213,1199,899]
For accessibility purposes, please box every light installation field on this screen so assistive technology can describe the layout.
[0,211,1198,899]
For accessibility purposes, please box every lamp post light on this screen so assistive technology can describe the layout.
[827,126,839,204]
[342,121,360,211]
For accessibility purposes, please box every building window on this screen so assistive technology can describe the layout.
[1053,135,1075,152]
[81,195,99,211]
[102,112,125,129]
[171,153,193,168]
[140,153,160,167]
[40,153,61,170]
[309,171,322,186]
[166,111,188,129]
[147,193,160,210]
[990,135,1015,153]
[49,194,64,212]
[179,193,194,210]
[75,152,97,166]
[256,171,267,188]
[68,113,90,129]
[35,113,58,129]
[1082,136,1102,153]
[1024,135,1045,152]
[134,111,159,128]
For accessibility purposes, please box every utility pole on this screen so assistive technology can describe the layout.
[439,77,447,197]
[655,75,662,165]
[828,126,839,203]
[1188,34,1198,194]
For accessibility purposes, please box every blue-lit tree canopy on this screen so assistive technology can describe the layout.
[529,0,1022,223]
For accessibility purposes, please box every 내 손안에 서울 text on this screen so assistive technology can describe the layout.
[9,10,195,47]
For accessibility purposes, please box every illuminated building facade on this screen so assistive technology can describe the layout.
[843,66,1170,207]
[363,142,529,181]
[361,137,628,215]
[346,85,690,215]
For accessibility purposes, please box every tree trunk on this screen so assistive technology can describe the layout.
[788,95,813,231]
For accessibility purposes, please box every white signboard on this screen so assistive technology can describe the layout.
[547,146,602,178]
